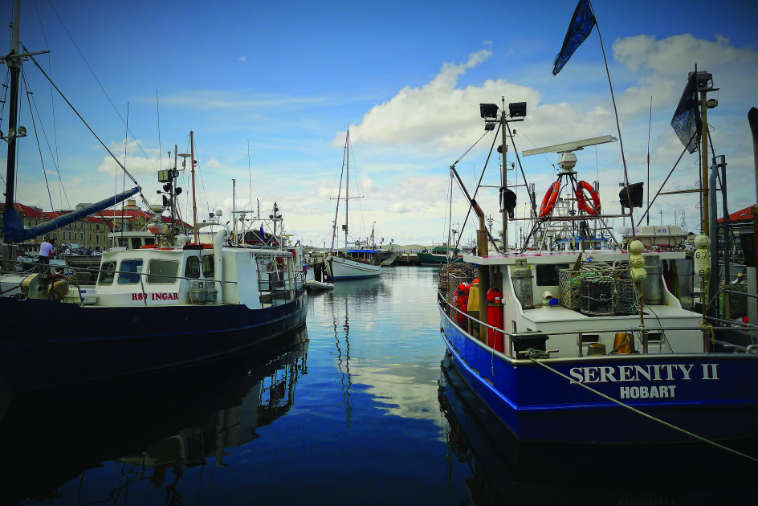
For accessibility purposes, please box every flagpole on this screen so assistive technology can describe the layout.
[588,0,636,239]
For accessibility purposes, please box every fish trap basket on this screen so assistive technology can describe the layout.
[614,277,636,315]
[559,269,582,310]
[580,277,615,316]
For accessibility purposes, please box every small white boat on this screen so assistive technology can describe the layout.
[305,279,334,292]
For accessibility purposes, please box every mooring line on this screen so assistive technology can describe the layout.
[527,355,757,463]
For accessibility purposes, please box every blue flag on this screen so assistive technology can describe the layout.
[552,0,597,75]
[670,73,701,153]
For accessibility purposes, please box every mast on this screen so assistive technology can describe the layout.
[345,129,350,251]
[4,0,21,212]
[501,96,508,252]
[700,82,709,236]
[190,130,199,244]
[232,178,237,244]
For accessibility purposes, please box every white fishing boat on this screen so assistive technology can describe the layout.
[325,129,381,281]
[0,2,307,392]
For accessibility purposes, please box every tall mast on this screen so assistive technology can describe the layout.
[501,96,508,251]
[345,129,350,251]
[4,0,21,211]
[190,130,199,244]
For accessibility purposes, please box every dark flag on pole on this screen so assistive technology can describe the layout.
[670,74,701,153]
[552,0,597,75]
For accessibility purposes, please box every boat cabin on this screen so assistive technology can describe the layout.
[445,250,703,360]
[95,240,300,309]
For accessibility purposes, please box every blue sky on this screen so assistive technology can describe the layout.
[2,0,757,247]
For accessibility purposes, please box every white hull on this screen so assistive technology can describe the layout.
[328,256,381,280]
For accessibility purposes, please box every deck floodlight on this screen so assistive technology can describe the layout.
[158,169,171,183]
[480,103,498,119]
[484,122,496,131]
[508,102,526,118]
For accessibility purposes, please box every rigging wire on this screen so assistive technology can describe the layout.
[45,0,152,161]
[330,135,347,252]
[636,132,695,227]
[155,90,162,171]
[452,125,500,252]
[20,69,55,211]
[24,49,150,209]
[121,102,129,242]
[0,67,11,186]
[192,134,212,219]
[21,66,70,208]
[33,1,61,180]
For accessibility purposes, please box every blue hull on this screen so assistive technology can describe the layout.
[0,292,308,392]
[440,308,758,444]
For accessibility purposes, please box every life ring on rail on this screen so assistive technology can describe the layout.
[575,180,601,216]
[539,181,561,218]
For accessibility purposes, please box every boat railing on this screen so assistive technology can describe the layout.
[437,291,758,358]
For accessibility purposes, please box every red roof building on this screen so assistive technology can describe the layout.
[718,205,757,224]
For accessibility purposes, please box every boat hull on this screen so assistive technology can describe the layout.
[0,291,308,392]
[440,308,758,445]
[328,256,381,280]
[417,252,461,265]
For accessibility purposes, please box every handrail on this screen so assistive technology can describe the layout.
[437,290,757,338]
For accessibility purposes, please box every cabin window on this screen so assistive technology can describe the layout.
[536,264,570,286]
[98,261,116,285]
[117,237,129,248]
[147,259,179,284]
[117,259,144,284]
[144,237,155,246]
[185,256,201,279]
[130,238,141,249]
[202,254,215,278]
[647,332,662,342]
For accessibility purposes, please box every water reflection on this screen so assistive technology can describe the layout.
[438,354,758,505]
[0,328,308,504]
[332,297,353,425]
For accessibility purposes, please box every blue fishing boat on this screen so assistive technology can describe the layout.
[438,95,757,450]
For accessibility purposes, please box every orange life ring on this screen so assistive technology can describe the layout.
[575,180,601,215]
[539,181,561,218]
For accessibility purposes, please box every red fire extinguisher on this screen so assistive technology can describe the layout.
[455,283,470,325]
[487,287,504,351]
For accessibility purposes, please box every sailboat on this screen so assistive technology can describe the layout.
[0,1,308,393]
[325,129,382,281]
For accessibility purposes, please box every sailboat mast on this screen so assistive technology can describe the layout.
[190,130,199,244]
[4,0,21,211]
[345,129,350,251]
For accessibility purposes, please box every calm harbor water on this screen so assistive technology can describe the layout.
[1,266,755,505]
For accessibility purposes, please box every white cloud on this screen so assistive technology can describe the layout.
[95,139,162,176]
[613,34,754,76]
[238,55,247,63]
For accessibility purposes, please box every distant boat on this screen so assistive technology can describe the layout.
[418,245,461,265]
[326,129,381,281]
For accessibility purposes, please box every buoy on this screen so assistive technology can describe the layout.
[539,180,561,218]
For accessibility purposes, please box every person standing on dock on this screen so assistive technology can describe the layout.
[38,238,54,268]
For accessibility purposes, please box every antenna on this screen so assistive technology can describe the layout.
[523,135,617,174]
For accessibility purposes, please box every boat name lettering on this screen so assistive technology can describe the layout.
[568,363,719,384]
[131,292,179,301]
[620,385,676,399]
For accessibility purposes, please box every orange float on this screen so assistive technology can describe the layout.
[575,180,601,215]
[539,181,561,218]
